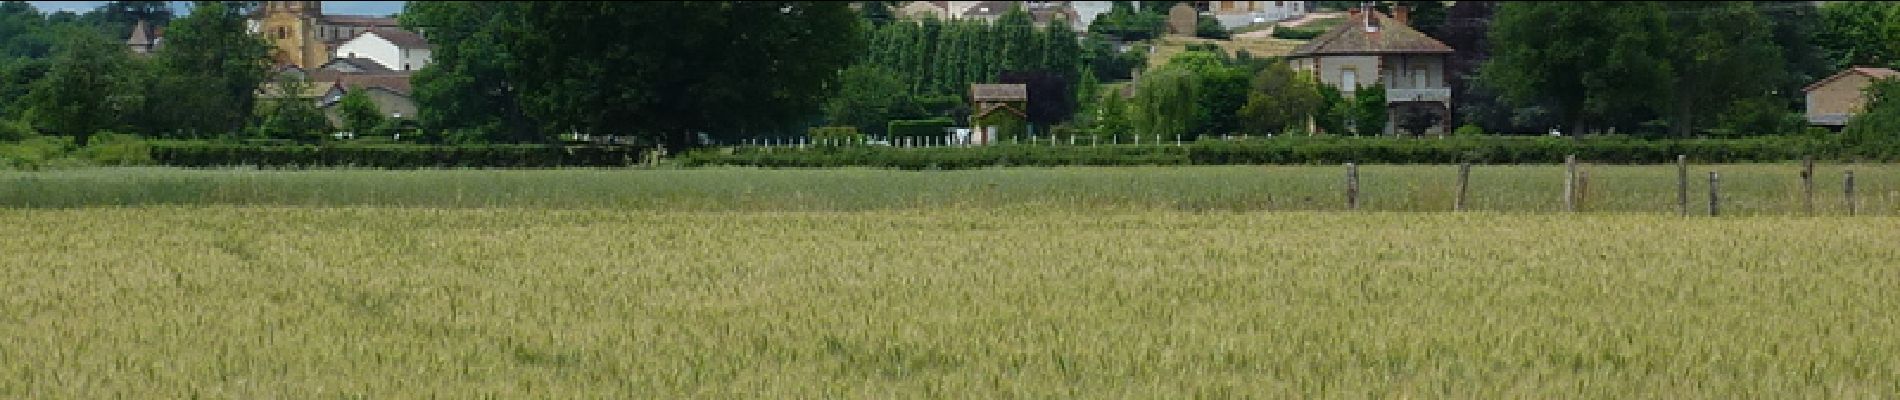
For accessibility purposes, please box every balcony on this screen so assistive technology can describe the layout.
[1385,87,1451,103]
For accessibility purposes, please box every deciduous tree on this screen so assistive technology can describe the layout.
[1239,60,1321,135]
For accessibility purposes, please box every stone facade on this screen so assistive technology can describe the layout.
[1804,68,1899,127]
[1288,6,1454,135]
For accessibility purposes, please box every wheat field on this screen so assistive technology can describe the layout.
[2,164,1897,215]
[4,205,1898,397]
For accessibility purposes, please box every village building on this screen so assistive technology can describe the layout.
[1192,1,1309,30]
[1287,5,1454,135]
[331,29,433,72]
[1803,67,1899,128]
[969,83,1029,145]
[248,1,407,69]
[895,1,1094,31]
[124,19,162,56]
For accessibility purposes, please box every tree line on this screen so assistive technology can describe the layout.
[9,1,1900,154]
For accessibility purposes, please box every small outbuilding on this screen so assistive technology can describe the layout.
[969,83,1028,145]
[1803,67,1900,128]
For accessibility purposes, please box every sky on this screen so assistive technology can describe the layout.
[25,1,407,16]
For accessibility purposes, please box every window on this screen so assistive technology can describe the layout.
[403,64,411,71]
[1340,68,1357,91]
[1413,68,1428,88]
[277,27,287,39]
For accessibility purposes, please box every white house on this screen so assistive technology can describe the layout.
[1199,1,1307,30]
[331,28,433,72]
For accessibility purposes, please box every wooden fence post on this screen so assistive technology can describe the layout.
[1709,171,1720,217]
[1346,162,1360,211]
[1802,156,1815,215]
[1846,170,1857,216]
[1677,155,1689,216]
[1564,154,1577,213]
[1578,170,1590,212]
[1455,162,1471,211]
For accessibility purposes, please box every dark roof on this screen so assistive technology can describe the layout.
[320,57,394,73]
[1802,67,1900,92]
[321,15,401,27]
[346,28,432,49]
[1290,10,1453,57]
[307,70,414,96]
[971,83,1027,102]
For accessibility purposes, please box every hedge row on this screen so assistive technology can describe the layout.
[1188,135,1853,164]
[148,142,647,168]
[681,135,1874,169]
[888,118,956,138]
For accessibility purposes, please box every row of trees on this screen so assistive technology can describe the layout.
[824,5,1091,137]
[400,1,863,148]
[1080,47,1385,142]
[1,1,272,145]
[1470,1,1860,137]
[14,1,1900,151]
[5,1,866,149]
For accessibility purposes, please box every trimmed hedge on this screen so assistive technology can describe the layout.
[1271,26,1325,40]
[887,118,956,138]
[1188,135,1848,164]
[680,135,1863,169]
[148,141,646,168]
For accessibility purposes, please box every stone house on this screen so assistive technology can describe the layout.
[970,83,1029,145]
[307,68,418,127]
[1802,67,1899,128]
[1287,5,1454,135]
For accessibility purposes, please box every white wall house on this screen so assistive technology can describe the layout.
[332,29,433,72]
[1201,1,1307,30]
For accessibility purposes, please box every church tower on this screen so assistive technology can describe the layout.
[256,1,329,68]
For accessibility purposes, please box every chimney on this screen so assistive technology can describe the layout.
[1394,5,1410,26]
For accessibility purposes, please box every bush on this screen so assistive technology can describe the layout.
[1454,124,1485,137]
[887,118,956,139]
[0,135,77,170]
[78,131,152,166]
[1271,26,1325,40]
[0,119,37,141]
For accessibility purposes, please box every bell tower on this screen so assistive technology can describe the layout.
[256,1,328,68]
